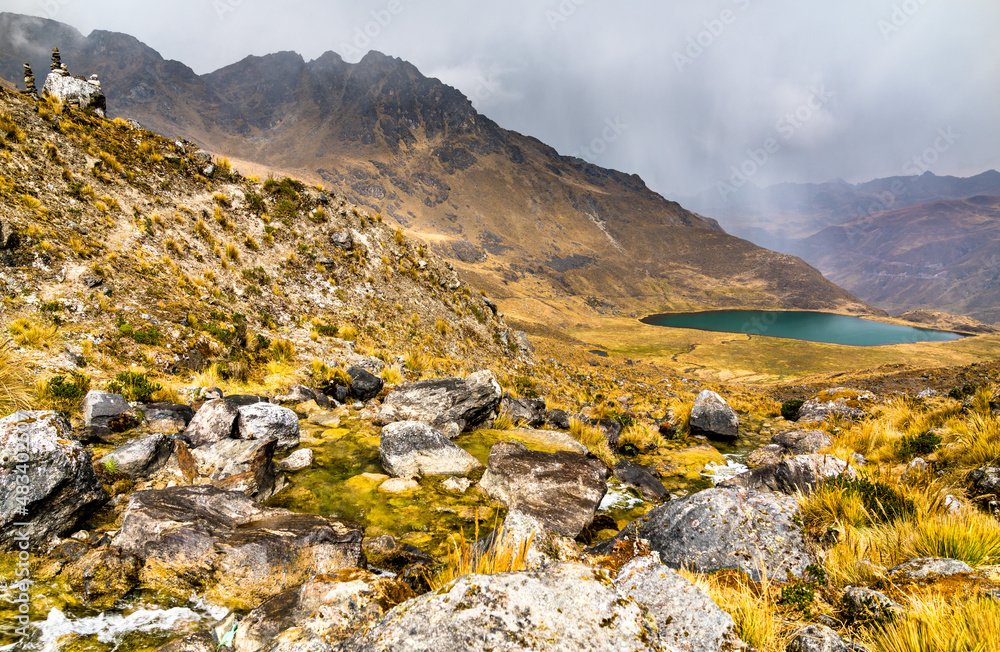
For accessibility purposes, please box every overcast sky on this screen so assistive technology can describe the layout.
[6,0,999,197]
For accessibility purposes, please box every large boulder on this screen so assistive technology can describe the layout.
[378,421,482,479]
[99,433,173,479]
[232,570,415,652]
[614,554,744,652]
[374,370,501,436]
[347,366,383,402]
[184,399,239,447]
[796,388,874,424]
[721,454,856,496]
[191,438,286,500]
[42,69,106,112]
[340,563,660,651]
[111,486,364,609]
[478,441,608,537]
[81,390,130,427]
[237,403,299,451]
[613,460,669,502]
[0,411,108,549]
[594,487,813,581]
[689,390,739,441]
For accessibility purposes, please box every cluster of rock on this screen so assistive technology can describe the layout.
[23,47,107,113]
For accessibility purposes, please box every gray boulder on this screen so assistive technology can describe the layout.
[348,366,383,402]
[190,437,286,501]
[142,402,194,434]
[594,487,812,581]
[378,421,481,479]
[0,411,107,549]
[272,385,316,405]
[614,554,744,652]
[185,399,239,448]
[479,440,608,537]
[42,69,106,111]
[111,486,364,609]
[721,454,856,495]
[330,231,353,250]
[689,390,739,441]
[841,586,903,624]
[500,394,547,427]
[237,403,299,451]
[546,408,571,430]
[339,563,659,651]
[747,429,833,467]
[613,460,668,502]
[888,557,973,582]
[277,448,313,472]
[374,370,501,436]
[100,433,172,479]
[81,390,129,427]
[786,625,853,652]
[969,466,1000,496]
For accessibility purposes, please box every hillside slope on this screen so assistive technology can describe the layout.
[0,12,872,325]
[801,196,1000,323]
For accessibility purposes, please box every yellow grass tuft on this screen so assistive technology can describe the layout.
[8,318,57,349]
[429,521,534,590]
[866,595,1000,652]
[688,568,789,652]
[569,416,614,466]
[0,340,32,413]
[380,365,404,386]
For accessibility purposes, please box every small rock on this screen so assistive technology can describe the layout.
[100,433,173,479]
[378,478,419,494]
[613,460,668,502]
[441,476,472,493]
[348,366,383,402]
[277,449,313,472]
[888,557,973,582]
[786,624,853,652]
[842,586,903,624]
[81,390,129,427]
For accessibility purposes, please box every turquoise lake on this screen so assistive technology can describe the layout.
[641,310,965,346]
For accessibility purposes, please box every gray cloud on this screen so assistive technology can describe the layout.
[7,0,998,196]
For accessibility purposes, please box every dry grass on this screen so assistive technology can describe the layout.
[8,318,57,349]
[865,594,1000,652]
[270,339,296,363]
[667,397,693,437]
[429,521,534,590]
[380,365,404,386]
[569,416,614,466]
[685,568,790,652]
[907,510,1000,567]
[0,340,32,413]
[404,351,429,374]
[618,421,668,452]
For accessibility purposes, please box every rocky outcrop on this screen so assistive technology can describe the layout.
[184,399,239,447]
[796,388,874,424]
[0,411,107,549]
[595,487,812,581]
[111,486,364,609]
[614,554,744,652]
[42,67,106,112]
[378,421,481,479]
[721,454,856,496]
[100,433,173,479]
[374,370,501,436]
[689,390,739,441]
[887,557,973,582]
[237,403,300,451]
[339,563,659,651]
[60,546,141,608]
[478,440,608,537]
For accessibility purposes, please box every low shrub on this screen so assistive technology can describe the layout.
[107,371,162,403]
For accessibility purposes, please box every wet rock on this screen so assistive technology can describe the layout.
[277,448,313,472]
[887,557,973,582]
[81,390,129,427]
[721,454,856,496]
[613,460,668,502]
[273,385,317,405]
[593,487,812,581]
[500,393,547,427]
[379,421,482,479]
[60,546,141,608]
[479,440,608,537]
[112,486,364,609]
[0,411,108,549]
[237,403,299,452]
[377,478,419,494]
[374,370,501,435]
[100,433,172,479]
[347,366,383,402]
[786,624,853,652]
[107,409,143,433]
[545,408,571,430]
[441,476,472,493]
[362,535,435,592]
[796,388,874,424]
[746,444,784,468]
[614,554,744,652]
[689,390,739,441]
[154,631,216,652]
[184,399,239,448]
[142,402,194,434]
[341,563,658,651]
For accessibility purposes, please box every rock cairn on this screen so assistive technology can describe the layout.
[23,63,37,96]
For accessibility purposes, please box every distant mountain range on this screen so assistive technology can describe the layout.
[0,12,871,325]
[677,171,1000,323]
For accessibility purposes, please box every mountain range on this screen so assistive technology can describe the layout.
[0,12,870,326]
